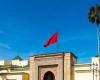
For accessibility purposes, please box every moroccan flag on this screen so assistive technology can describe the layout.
[44,32,58,47]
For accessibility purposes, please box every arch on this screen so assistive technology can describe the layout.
[43,71,55,80]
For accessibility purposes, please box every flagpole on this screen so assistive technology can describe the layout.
[56,41,59,52]
[56,32,59,52]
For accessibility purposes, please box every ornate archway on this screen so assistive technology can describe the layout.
[43,71,55,80]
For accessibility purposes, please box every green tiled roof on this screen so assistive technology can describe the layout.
[12,56,23,60]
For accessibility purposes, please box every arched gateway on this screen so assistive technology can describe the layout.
[44,71,55,80]
[30,52,77,80]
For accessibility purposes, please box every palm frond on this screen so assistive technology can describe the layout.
[88,4,100,25]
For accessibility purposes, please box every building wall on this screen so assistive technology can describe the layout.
[7,74,22,80]
[12,60,28,67]
[30,52,76,80]
[0,74,22,80]
[0,60,5,65]
[22,73,29,80]
[75,72,92,80]
[0,53,99,80]
[64,53,76,80]
[30,53,63,80]
[74,64,92,80]
[74,57,99,80]
[0,73,29,80]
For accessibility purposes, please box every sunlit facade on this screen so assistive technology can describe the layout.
[0,53,99,80]
[0,57,29,80]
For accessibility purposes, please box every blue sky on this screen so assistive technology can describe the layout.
[0,0,99,63]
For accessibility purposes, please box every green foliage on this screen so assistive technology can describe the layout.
[88,4,100,25]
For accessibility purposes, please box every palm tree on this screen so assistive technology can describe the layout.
[88,4,100,80]
[88,4,100,24]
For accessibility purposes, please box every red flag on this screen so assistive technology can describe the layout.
[44,32,58,47]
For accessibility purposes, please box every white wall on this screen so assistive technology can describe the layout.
[12,60,28,67]
[6,75,22,80]
[0,74,22,80]
[0,60,5,65]
[75,57,99,80]
[75,72,92,80]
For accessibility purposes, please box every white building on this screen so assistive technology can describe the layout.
[0,72,29,80]
[74,56,99,80]
[0,53,99,80]
[12,59,28,67]
[11,56,28,67]
[0,56,29,80]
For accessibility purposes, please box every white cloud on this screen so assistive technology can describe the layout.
[0,43,11,49]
